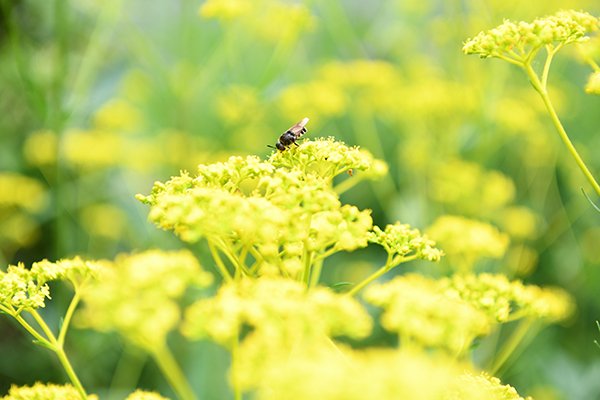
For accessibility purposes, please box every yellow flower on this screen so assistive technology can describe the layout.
[62,128,121,168]
[463,10,599,60]
[585,71,600,94]
[0,172,47,213]
[1,382,98,400]
[93,98,142,132]
[23,129,58,166]
[200,0,315,44]
[429,159,515,217]
[78,250,212,349]
[496,206,539,240]
[79,204,128,240]
[441,273,574,323]
[427,215,509,271]
[364,274,491,354]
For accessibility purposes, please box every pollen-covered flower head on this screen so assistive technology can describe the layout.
[463,10,600,60]
[78,250,212,350]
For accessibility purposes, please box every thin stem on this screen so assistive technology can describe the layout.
[214,239,251,277]
[30,310,88,399]
[541,45,559,89]
[58,288,81,346]
[301,245,313,286]
[11,312,52,347]
[151,345,198,400]
[346,253,393,297]
[334,175,365,195]
[208,240,233,283]
[523,63,600,197]
[309,257,324,288]
[487,318,536,375]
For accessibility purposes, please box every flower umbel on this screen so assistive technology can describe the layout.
[463,10,599,62]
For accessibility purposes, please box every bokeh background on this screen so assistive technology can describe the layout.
[1,0,600,399]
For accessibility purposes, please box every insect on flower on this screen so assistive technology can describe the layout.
[268,117,309,151]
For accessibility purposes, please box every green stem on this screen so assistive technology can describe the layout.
[523,63,600,197]
[487,318,536,376]
[11,311,52,347]
[208,240,233,283]
[58,288,81,346]
[334,175,365,195]
[309,257,324,288]
[30,310,88,400]
[301,246,313,286]
[151,345,198,400]
[346,253,393,297]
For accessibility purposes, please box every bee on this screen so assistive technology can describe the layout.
[269,117,309,151]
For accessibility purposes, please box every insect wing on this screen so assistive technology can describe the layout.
[287,117,309,139]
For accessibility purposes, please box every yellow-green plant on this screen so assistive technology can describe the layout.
[1,137,575,399]
[463,10,600,202]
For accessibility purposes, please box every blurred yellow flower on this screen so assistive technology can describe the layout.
[217,85,263,125]
[497,206,539,240]
[427,215,510,272]
[364,274,491,354]
[430,159,516,217]
[1,382,98,400]
[585,71,600,94]
[79,250,212,350]
[278,81,347,121]
[23,129,58,166]
[79,204,128,240]
[63,129,121,168]
[0,172,47,213]
[199,0,252,20]
[200,0,315,44]
[93,98,142,132]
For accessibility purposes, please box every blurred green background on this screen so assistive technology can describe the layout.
[1,0,600,399]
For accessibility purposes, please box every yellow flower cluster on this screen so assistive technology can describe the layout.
[368,222,444,263]
[78,250,212,349]
[1,257,100,312]
[239,345,527,400]
[182,277,372,392]
[137,141,385,278]
[269,137,388,183]
[364,272,573,354]
[463,10,599,60]
[1,382,98,400]
[182,277,371,346]
[364,274,491,354]
[441,273,574,323]
[427,215,510,271]
[453,372,533,400]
